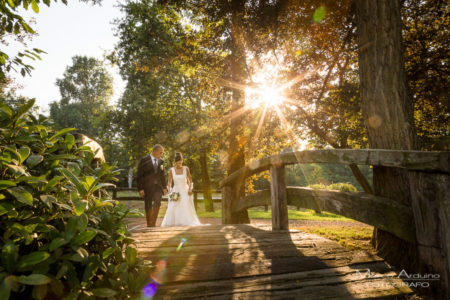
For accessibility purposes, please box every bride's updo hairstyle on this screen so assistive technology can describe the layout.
[174,152,183,162]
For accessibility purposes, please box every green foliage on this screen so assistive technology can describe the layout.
[0,99,148,299]
[308,182,358,192]
[50,56,113,138]
[402,0,449,150]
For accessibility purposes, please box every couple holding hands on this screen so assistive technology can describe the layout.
[137,144,202,227]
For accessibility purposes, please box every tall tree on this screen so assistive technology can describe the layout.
[402,0,449,150]
[50,55,113,137]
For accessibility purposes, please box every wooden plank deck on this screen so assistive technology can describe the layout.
[132,224,415,299]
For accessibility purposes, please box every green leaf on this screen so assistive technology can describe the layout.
[125,247,137,267]
[67,162,81,175]
[47,154,76,161]
[48,128,75,142]
[0,203,14,216]
[82,259,99,283]
[49,238,68,252]
[39,194,56,208]
[59,168,86,196]
[65,217,78,241]
[65,134,75,150]
[43,176,63,192]
[16,176,47,185]
[7,0,15,9]
[85,176,95,189]
[72,195,87,216]
[0,180,16,190]
[17,251,50,269]
[91,288,116,298]
[18,274,51,285]
[26,154,43,168]
[18,147,31,164]
[0,152,12,164]
[8,187,33,205]
[91,183,115,193]
[31,0,39,13]
[71,230,96,246]
[78,214,88,233]
[102,247,115,259]
[2,241,17,273]
[15,99,35,122]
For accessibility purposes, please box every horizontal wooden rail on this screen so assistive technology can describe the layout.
[220,149,450,188]
[231,187,415,243]
[109,188,222,210]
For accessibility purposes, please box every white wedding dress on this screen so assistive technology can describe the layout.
[161,166,202,227]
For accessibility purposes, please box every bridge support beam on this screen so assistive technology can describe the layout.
[270,165,288,231]
[410,172,450,298]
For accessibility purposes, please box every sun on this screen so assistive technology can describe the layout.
[245,83,284,109]
[244,61,286,109]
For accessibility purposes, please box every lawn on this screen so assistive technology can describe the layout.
[119,199,353,221]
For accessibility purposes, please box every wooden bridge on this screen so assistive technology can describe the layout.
[132,149,449,299]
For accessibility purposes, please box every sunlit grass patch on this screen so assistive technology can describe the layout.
[295,225,374,251]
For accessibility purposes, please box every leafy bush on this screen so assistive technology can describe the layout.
[0,100,148,299]
[308,182,358,192]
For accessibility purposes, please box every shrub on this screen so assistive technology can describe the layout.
[308,182,358,192]
[0,100,147,299]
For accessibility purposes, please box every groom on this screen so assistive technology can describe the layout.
[137,144,167,227]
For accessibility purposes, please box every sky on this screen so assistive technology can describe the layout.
[4,1,125,114]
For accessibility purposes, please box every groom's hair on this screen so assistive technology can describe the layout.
[153,144,164,152]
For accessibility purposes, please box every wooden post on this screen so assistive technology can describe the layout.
[270,165,288,231]
[409,172,450,297]
[222,186,233,224]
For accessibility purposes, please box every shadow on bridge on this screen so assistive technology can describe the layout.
[134,224,411,299]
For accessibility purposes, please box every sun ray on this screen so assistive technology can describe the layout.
[222,105,251,121]
[216,78,249,92]
[248,103,269,155]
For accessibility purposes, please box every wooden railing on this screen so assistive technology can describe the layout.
[219,149,449,241]
[110,187,221,210]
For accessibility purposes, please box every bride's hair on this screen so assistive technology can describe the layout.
[174,152,183,162]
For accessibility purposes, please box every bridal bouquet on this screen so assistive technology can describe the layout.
[169,192,180,202]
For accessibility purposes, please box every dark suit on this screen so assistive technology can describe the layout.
[137,155,166,227]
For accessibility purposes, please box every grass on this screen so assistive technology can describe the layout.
[294,225,374,251]
[197,207,354,221]
[119,200,353,221]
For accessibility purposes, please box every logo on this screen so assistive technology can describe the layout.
[354,269,440,289]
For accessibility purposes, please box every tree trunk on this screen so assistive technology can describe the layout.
[226,1,249,224]
[357,0,418,270]
[357,0,449,297]
[199,150,214,212]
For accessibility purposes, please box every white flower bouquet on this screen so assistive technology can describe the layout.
[169,192,180,202]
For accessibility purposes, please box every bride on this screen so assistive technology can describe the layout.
[161,152,202,227]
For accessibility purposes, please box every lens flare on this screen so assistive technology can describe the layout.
[177,238,187,252]
[313,6,326,23]
[142,282,158,298]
